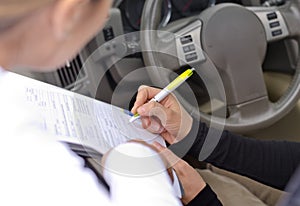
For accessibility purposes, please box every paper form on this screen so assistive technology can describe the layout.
[22,74,165,154]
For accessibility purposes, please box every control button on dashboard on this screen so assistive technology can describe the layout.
[272,29,282,37]
[103,26,115,42]
[269,21,280,28]
[180,35,193,45]
[183,44,196,53]
[267,12,277,20]
[185,52,198,62]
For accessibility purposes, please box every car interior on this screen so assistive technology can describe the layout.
[9,1,300,205]
[18,0,300,143]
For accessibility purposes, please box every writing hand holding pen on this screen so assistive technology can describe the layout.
[130,84,193,144]
[130,68,195,122]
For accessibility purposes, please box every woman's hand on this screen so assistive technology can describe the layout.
[131,86,193,144]
[153,142,206,205]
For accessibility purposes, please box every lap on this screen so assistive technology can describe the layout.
[197,166,285,206]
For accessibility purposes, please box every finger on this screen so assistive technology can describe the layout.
[101,148,113,174]
[137,100,170,121]
[131,85,150,114]
[131,86,162,114]
[152,141,166,152]
[141,116,151,129]
[141,116,165,134]
[160,131,177,145]
[152,142,180,168]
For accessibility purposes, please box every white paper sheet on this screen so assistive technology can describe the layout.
[21,74,165,154]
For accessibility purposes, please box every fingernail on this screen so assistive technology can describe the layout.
[130,107,136,113]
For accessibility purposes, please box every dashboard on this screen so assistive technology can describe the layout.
[28,0,292,106]
[118,0,243,33]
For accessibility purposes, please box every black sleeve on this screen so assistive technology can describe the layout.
[187,184,222,206]
[186,119,300,190]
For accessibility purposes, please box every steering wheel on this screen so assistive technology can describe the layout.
[140,0,300,133]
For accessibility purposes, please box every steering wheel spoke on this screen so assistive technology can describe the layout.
[171,20,206,67]
[151,18,206,71]
[228,96,271,121]
[249,7,289,42]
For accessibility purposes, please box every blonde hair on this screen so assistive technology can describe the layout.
[0,0,53,30]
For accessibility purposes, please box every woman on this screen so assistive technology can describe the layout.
[0,1,181,206]
[131,85,300,206]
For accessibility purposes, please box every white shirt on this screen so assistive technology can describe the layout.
[0,67,181,206]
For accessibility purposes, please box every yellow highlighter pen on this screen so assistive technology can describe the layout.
[129,68,195,123]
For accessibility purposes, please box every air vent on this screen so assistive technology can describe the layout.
[57,55,85,89]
